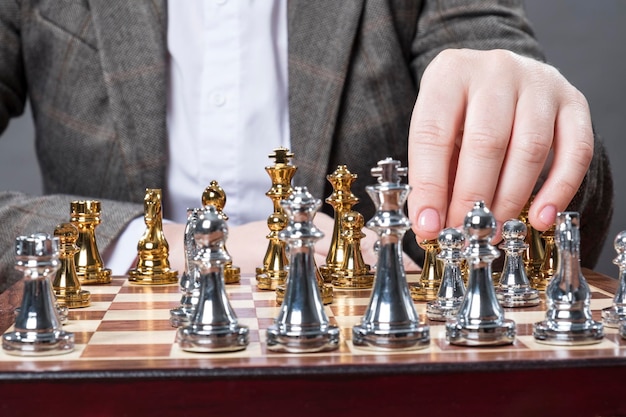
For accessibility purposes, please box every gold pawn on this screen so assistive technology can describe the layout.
[201,180,240,284]
[53,223,91,308]
[410,239,442,301]
[319,165,359,283]
[461,259,469,286]
[71,200,112,285]
[519,197,545,282]
[256,147,296,290]
[331,211,374,288]
[534,224,557,291]
[128,189,179,285]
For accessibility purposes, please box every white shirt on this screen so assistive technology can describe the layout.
[105,0,290,274]
[165,0,290,224]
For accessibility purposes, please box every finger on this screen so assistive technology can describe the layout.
[446,75,517,230]
[489,83,557,227]
[529,87,593,230]
[407,51,467,242]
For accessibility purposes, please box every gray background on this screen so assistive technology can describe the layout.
[0,0,624,276]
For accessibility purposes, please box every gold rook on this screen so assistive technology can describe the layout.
[71,200,111,285]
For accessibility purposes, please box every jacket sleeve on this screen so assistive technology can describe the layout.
[0,3,145,293]
[0,0,27,132]
[408,0,613,268]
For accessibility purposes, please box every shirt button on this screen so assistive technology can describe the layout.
[210,92,227,107]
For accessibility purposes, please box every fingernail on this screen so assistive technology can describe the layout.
[539,205,557,227]
[417,208,441,233]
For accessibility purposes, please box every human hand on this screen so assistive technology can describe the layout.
[164,212,420,276]
[314,212,420,273]
[407,49,593,244]
[163,220,271,276]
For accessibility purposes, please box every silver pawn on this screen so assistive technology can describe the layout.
[176,206,249,352]
[170,208,201,327]
[606,231,626,327]
[446,201,516,346]
[533,212,604,345]
[266,186,340,353]
[352,158,430,350]
[496,219,540,307]
[2,234,74,356]
[426,228,466,321]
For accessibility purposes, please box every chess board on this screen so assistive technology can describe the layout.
[1,270,626,417]
[0,271,623,373]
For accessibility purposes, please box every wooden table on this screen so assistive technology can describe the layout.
[0,269,624,417]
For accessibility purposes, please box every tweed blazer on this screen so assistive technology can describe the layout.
[0,0,613,292]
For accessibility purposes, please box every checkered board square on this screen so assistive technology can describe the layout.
[0,272,623,371]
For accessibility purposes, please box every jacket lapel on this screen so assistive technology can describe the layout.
[288,0,364,198]
[87,0,168,198]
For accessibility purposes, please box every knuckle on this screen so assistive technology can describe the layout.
[430,49,462,68]
[411,176,448,197]
[494,197,528,221]
[463,125,509,154]
[562,122,594,169]
[425,49,471,80]
[553,176,580,200]
[409,121,454,154]
[515,131,552,165]
[483,49,516,72]
[569,87,590,110]
[457,194,490,212]
[573,138,594,167]
[411,120,448,144]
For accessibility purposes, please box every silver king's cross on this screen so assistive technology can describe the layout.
[370,157,407,184]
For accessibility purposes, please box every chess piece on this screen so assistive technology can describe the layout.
[202,181,240,284]
[24,231,69,325]
[319,165,360,282]
[410,238,442,301]
[53,223,91,309]
[276,263,334,305]
[129,189,179,285]
[446,201,516,346]
[71,200,112,284]
[533,212,604,345]
[352,158,430,350]
[256,147,296,290]
[602,231,626,328]
[2,234,74,356]
[330,211,375,288]
[519,197,545,286]
[495,219,540,307]
[426,228,466,321]
[170,208,201,327]
[535,225,557,290]
[266,187,340,353]
[176,206,249,352]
